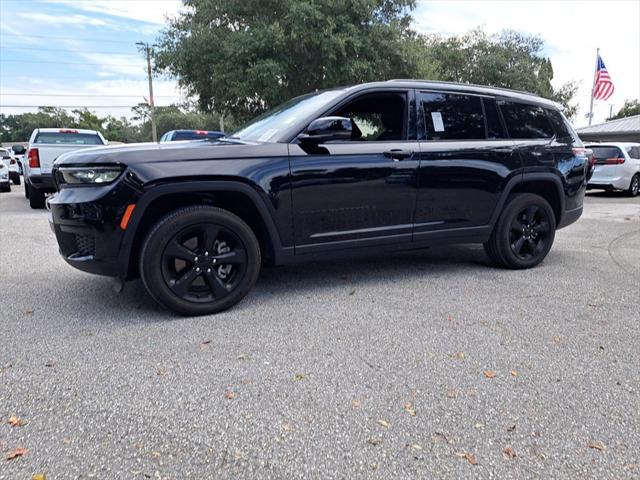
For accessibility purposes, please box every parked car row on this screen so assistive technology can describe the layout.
[586,143,640,196]
[0,147,21,186]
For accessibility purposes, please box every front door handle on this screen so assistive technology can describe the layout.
[383,149,414,161]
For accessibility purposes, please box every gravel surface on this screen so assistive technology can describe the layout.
[1,184,639,479]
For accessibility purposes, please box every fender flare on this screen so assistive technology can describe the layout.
[117,180,285,277]
[489,172,566,227]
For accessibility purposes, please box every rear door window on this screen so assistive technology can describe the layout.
[34,132,103,145]
[420,92,485,140]
[482,98,507,139]
[499,101,555,139]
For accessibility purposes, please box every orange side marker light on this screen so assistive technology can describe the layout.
[120,204,136,230]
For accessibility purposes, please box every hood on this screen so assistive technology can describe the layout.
[53,138,265,166]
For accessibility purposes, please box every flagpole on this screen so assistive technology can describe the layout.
[588,47,599,126]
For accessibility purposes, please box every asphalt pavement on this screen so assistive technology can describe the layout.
[1,183,639,479]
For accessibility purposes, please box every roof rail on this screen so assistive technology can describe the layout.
[386,79,540,98]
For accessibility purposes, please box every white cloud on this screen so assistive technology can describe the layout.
[43,0,183,25]
[414,0,640,126]
[18,12,115,27]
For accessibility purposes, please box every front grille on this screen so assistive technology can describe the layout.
[75,234,95,257]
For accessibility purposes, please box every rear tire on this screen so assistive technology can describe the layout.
[484,193,556,269]
[24,180,30,199]
[627,174,639,197]
[29,185,45,209]
[11,174,20,185]
[0,184,10,193]
[139,206,261,316]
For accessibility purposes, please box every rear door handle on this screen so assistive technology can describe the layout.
[383,149,414,161]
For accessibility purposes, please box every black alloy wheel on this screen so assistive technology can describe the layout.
[508,205,551,261]
[483,193,556,269]
[161,223,248,303]
[628,174,639,197]
[140,206,261,316]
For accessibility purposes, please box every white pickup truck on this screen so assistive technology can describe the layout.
[24,128,107,209]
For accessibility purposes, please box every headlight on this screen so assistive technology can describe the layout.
[57,166,124,185]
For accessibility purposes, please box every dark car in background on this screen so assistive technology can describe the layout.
[159,130,225,142]
[48,80,589,316]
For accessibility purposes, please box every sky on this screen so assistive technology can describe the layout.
[1,0,639,127]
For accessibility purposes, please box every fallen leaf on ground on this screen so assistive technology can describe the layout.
[447,314,454,322]
[8,416,26,427]
[32,474,46,480]
[483,370,496,379]
[242,378,252,384]
[371,463,379,471]
[456,452,478,465]
[201,340,212,345]
[294,373,307,381]
[474,422,484,429]
[507,424,516,432]
[44,361,54,368]
[407,443,422,450]
[237,353,248,360]
[351,399,361,408]
[281,423,294,432]
[455,351,465,360]
[553,336,561,344]
[368,437,383,446]
[377,419,390,428]
[63,438,72,445]
[25,309,34,315]
[224,391,235,400]
[503,447,517,459]
[446,388,457,399]
[587,440,606,451]
[199,340,212,350]
[233,450,245,461]
[403,403,417,416]
[511,370,518,377]
[6,447,28,460]
[348,288,356,296]
[156,367,167,376]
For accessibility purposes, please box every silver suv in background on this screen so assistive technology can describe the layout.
[586,143,640,197]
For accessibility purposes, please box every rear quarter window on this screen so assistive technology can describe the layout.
[545,108,577,141]
[34,132,103,145]
[499,101,555,139]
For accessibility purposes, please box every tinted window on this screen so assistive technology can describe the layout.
[421,92,485,140]
[545,108,575,140]
[34,132,103,145]
[590,146,623,160]
[499,102,555,139]
[626,146,640,159]
[173,131,224,141]
[333,92,406,141]
[483,98,506,139]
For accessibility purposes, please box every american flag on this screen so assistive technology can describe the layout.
[593,54,614,100]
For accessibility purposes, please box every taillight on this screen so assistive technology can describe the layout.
[603,157,625,165]
[572,147,587,157]
[28,148,40,168]
[59,129,79,134]
[195,130,207,135]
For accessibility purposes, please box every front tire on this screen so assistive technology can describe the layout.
[139,206,261,316]
[29,185,45,209]
[627,174,639,197]
[484,193,556,269]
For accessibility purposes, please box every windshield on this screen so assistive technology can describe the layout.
[231,90,344,142]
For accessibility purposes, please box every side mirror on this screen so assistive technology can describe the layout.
[298,116,352,143]
[11,145,25,155]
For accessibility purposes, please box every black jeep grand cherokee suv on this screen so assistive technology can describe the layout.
[49,80,587,315]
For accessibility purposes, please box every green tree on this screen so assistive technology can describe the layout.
[155,0,423,122]
[424,29,579,118]
[610,99,640,120]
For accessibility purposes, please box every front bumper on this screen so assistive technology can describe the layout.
[28,173,56,192]
[47,177,141,278]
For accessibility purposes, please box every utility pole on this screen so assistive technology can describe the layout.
[137,42,157,142]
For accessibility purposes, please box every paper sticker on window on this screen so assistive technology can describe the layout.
[431,112,445,132]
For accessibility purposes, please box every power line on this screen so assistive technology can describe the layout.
[0,105,173,108]
[0,33,146,44]
[0,75,147,80]
[0,46,141,56]
[1,59,144,67]
[1,93,180,98]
